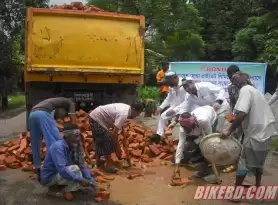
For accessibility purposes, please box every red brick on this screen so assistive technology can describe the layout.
[141,155,153,163]
[148,144,161,156]
[3,141,11,147]
[18,138,28,153]
[170,177,190,186]
[8,162,21,169]
[95,176,108,183]
[144,130,154,138]
[161,145,175,154]
[22,164,34,172]
[11,139,20,145]
[4,155,16,165]
[64,192,73,201]
[7,145,20,153]
[129,143,139,149]
[97,190,110,200]
[131,149,142,158]
[164,154,174,161]
[0,164,6,171]
[134,126,145,134]
[157,152,168,159]
[0,147,8,154]
[0,155,5,164]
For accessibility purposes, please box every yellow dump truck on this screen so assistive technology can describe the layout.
[24,7,145,121]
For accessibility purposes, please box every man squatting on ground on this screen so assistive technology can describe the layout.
[171,106,218,182]
[221,72,277,197]
[151,72,193,142]
[40,124,97,199]
[29,97,77,180]
[89,102,145,173]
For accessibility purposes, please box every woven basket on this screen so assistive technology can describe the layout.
[199,133,242,166]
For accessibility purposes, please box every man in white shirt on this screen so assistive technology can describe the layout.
[175,78,229,132]
[172,106,217,182]
[221,71,277,190]
[89,101,144,173]
[150,72,191,142]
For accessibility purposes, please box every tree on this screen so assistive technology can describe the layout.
[190,0,255,61]
[88,0,204,70]
[0,0,49,109]
[232,0,278,68]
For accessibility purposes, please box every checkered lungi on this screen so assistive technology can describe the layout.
[90,119,115,157]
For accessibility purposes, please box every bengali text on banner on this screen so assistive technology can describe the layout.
[170,62,267,96]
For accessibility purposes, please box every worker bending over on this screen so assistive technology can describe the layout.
[29,97,76,179]
[40,124,97,200]
[89,101,144,173]
[174,78,229,132]
[221,72,277,201]
[172,106,218,183]
[151,72,193,142]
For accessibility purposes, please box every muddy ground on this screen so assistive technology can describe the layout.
[1,94,278,205]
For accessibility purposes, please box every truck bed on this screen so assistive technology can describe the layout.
[25,8,145,75]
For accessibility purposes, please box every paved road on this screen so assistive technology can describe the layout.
[0,111,26,143]
[1,95,278,205]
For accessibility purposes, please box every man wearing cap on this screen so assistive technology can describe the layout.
[174,78,229,132]
[150,72,189,142]
[40,124,98,200]
[172,106,219,183]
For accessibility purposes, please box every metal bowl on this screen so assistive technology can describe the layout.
[199,133,242,166]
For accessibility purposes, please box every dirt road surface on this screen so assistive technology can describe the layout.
[0,112,278,205]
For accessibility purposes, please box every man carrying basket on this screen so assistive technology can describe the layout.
[221,72,277,194]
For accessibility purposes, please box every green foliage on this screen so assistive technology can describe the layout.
[271,139,278,149]
[88,0,204,71]
[192,0,254,61]
[0,0,49,77]
[136,86,159,102]
[8,94,26,108]
[264,29,278,66]
[232,0,278,70]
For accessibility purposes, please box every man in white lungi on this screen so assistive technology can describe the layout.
[150,72,191,142]
[172,106,218,183]
[221,72,276,200]
[175,78,229,132]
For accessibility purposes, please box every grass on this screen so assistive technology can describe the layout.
[7,93,25,109]
[271,139,278,150]
[136,86,160,102]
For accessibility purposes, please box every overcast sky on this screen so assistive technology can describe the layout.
[50,0,86,5]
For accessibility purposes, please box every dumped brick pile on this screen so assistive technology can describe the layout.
[52,2,104,12]
[0,109,178,200]
[0,109,176,171]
